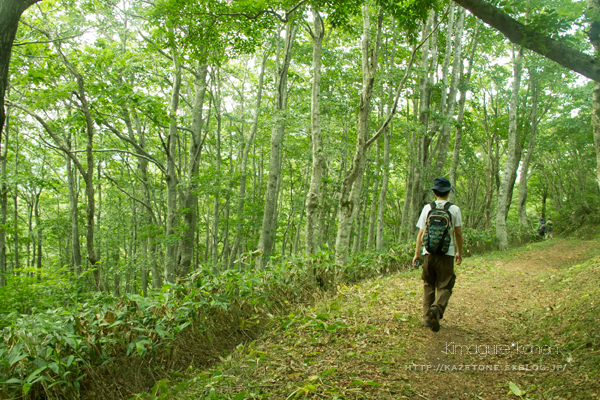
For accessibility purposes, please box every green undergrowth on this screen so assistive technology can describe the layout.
[0,226,538,399]
[0,244,413,399]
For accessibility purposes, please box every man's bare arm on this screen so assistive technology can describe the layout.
[454,226,463,265]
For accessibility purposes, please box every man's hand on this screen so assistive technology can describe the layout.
[454,226,463,266]
[412,255,420,269]
[455,253,462,265]
[414,229,424,268]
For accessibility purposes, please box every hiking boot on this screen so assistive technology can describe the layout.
[422,318,432,328]
[428,306,440,332]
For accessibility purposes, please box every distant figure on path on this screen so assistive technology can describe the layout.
[537,218,546,238]
[412,177,463,332]
[545,217,554,239]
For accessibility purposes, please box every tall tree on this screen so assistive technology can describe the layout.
[334,5,382,267]
[305,9,325,255]
[587,0,600,187]
[0,0,40,137]
[257,22,297,265]
[230,50,269,265]
[496,45,523,250]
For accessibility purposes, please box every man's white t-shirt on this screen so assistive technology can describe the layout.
[416,200,463,256]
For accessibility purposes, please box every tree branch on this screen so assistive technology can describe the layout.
[453,0,600,82]
[103,172,157,221]
[100,120,166,174]
[366,4,450,148]
[13,33,83,46]
[8,101,87,178]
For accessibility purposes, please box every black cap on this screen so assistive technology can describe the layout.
[431,177,453,193]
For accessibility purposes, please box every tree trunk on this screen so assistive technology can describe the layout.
[211,75,223,264]
[122,107,161,291]
[0,112,7,286]
[164,62,182,283]
[587,0,600,187]
[440,5,456,112]
[48,39,103,290]
[432,6,464,177]
[400,159,414,241]
[541,188,547,220]
[409,11,436,239]
[13,134,18,273]
[377,123,391,251]
[179,64,208,276]
[482,95,497,230]
[496,46,523,250]
[0,0,40,138]
[257,23,296,265]
[334,7,382,267]
[367,152,379,250]
[376,23,396,251]
[305,9,325,255]
[449,18,478,201]
[34,190,41,280]
[518,67,539,227]
[230,51,268,266]
[82,91,100,289]
[66,141,82,275]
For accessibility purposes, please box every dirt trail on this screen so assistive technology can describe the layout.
[400,239,599,399]
[172,239,600,399]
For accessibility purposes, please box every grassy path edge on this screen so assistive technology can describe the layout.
[133,238,600,400]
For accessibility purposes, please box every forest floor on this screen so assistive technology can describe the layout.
[137,238,600,400]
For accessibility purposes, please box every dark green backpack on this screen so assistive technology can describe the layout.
[423,202,453,255]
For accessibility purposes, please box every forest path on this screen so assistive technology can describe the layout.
[166,238,600,399]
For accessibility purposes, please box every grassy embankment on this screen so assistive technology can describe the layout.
[132,238,600,399]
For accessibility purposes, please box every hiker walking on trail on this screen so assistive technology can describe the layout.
[545,217,554,239]
[412,177,463,333]
[537,218,546,238]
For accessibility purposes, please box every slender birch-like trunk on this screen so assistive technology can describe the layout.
[496,46,523,250]
[65,136,82,275]
[211,74,223,264]
[47,38,104,290]
[12,135,18,274]
[367,149,379,250]
[179,65,208,276]
[449,19,479,201]
[0,111,8,286]
[377,124,391,250]
[34,190,41,280]
[482,94,497,230]
[305,9,325,255]
[334,6,382,267]
[432,6,464,177]
[437,5,456,131]
[257,23,296,265]
[409,11,435,237]
[375,25,396,251]
[230,52,268,265]
[164,61,182,283]
[518,67,539,226]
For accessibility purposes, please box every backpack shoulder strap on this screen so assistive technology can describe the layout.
[425,202,436,222]
[443,202,453,225]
